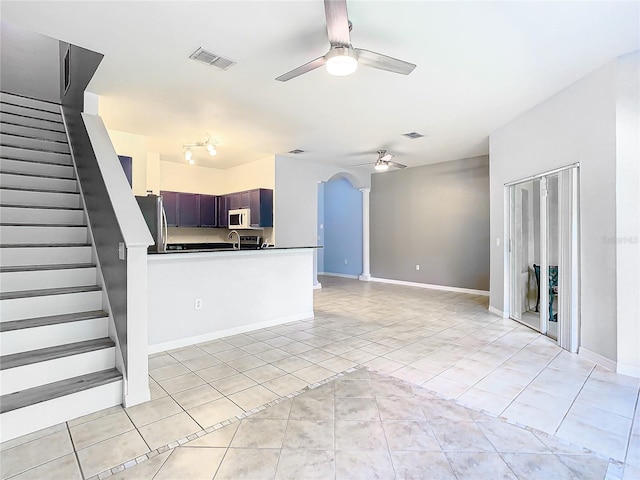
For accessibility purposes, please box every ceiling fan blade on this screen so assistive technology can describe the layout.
[389,161,407,169]
[324,0,351,47]
[275,56,326,82]
[354,48,416,75]
[350,162,375,167]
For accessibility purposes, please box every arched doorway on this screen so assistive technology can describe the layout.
[317,174,363,278]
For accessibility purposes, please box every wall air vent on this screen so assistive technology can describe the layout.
[189,47,236,70]
[288,149,305,154]
[403,132,425,139]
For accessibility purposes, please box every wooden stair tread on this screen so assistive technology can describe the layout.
[0,338,115,371]
[0,185,78,195]
[0,223,85,227]
[0,368,121,414]
[0,204,82,211]
[0,144,68,155]
[0,263,94,273]
[0,170,75,181]
[0,243,91,248]
[0,132,68,145]
[0,310,108,332]
[0,285,101,300]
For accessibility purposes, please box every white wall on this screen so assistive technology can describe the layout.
[615,52,640,377]
[274,156,370,284]
[490,54,638,367]
[107,130,150,196]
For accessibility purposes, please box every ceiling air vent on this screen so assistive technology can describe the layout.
[403,132,425,139]
[288,149,305,154]
[189,47,236,70]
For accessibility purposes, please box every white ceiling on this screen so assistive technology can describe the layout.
[1,1,638,170]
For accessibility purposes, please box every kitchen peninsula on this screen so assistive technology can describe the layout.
[147,246,317,352]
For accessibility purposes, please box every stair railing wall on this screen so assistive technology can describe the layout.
[60,43,153,407]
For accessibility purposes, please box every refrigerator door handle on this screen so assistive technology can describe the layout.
[161,205,168,252]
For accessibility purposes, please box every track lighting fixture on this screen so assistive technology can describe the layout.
[183,136,218,164]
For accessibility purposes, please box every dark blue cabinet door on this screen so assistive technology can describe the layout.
[249,188,273,227]
[217,195,229,227]
[239,191,250,208]
[199,195,217,227]
[178,193,199,227]
[228,193,241,210]
[160,191,178,227]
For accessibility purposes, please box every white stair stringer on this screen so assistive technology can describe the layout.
[0,92,123,442]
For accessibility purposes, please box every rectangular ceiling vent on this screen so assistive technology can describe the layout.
[403,131,425,139]
[288,149,305,154]
[189,47,236,70]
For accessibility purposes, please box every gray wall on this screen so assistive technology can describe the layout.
[370,155,490,291]
[490,59,618,362]
[0,22,60,102]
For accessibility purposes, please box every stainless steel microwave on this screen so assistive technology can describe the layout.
[229,208,250,229]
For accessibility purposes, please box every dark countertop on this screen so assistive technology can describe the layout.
[149,244,322,255]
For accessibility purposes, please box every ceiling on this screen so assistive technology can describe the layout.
[1,1,638,170]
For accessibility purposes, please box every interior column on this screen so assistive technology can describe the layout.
[359,187,371,281]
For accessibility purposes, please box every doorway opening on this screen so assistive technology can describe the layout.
[507,165,579,351]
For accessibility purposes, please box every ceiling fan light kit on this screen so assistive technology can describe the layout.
[325,47,358,76]
[374,160,389,171]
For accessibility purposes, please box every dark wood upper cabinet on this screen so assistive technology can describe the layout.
[249,188,273,228]
[199,194,218,227]
[177,193,199,227]
[160,190,178,227]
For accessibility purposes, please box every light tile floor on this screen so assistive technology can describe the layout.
[1,276,638,479]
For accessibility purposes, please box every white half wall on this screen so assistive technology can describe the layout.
[147,249,314,351]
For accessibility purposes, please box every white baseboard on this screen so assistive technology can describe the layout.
[616,363,640,378]
[148,311,315,354]
[321,272,360,279]
[359,274,371,282]
[488,305,508,318]
[370,277,490,296]
[579,347,617,372]
[313,283,322,290]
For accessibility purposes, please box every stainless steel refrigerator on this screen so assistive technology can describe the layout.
[135,194,167,253]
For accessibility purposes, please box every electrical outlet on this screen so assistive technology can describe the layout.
[194,298,203,310]
[415,264,420,271]
[344,259,348,265]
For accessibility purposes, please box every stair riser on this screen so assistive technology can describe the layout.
[0,93,61,114]
[0,246,92,267]
[0,134,69,154]
[0,158,75,178]
[0,113,65,133]
[0,206,85,225]
[0,173,78,192]
[0,225,88,245]
[0,347,116,395]
[0,123,68,143]
[0,317,108,355]
[0,189,81,208]
[0,146,71,165]
[0,103,62,123]
[0,267,96,292]
[0,290,102,322]
[0,379,122,443]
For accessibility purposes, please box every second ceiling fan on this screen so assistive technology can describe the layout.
[276,0,416,82]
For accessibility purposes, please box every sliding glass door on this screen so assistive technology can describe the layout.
[508,166,579,350]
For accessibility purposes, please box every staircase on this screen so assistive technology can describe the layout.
[0,92,123,442]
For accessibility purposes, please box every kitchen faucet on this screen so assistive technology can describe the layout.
[228,230,240,250]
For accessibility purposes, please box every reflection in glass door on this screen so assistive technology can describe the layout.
[546,174,560,340]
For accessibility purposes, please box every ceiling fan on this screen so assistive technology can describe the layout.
[275,0,416,82]
[353,150,407,171]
